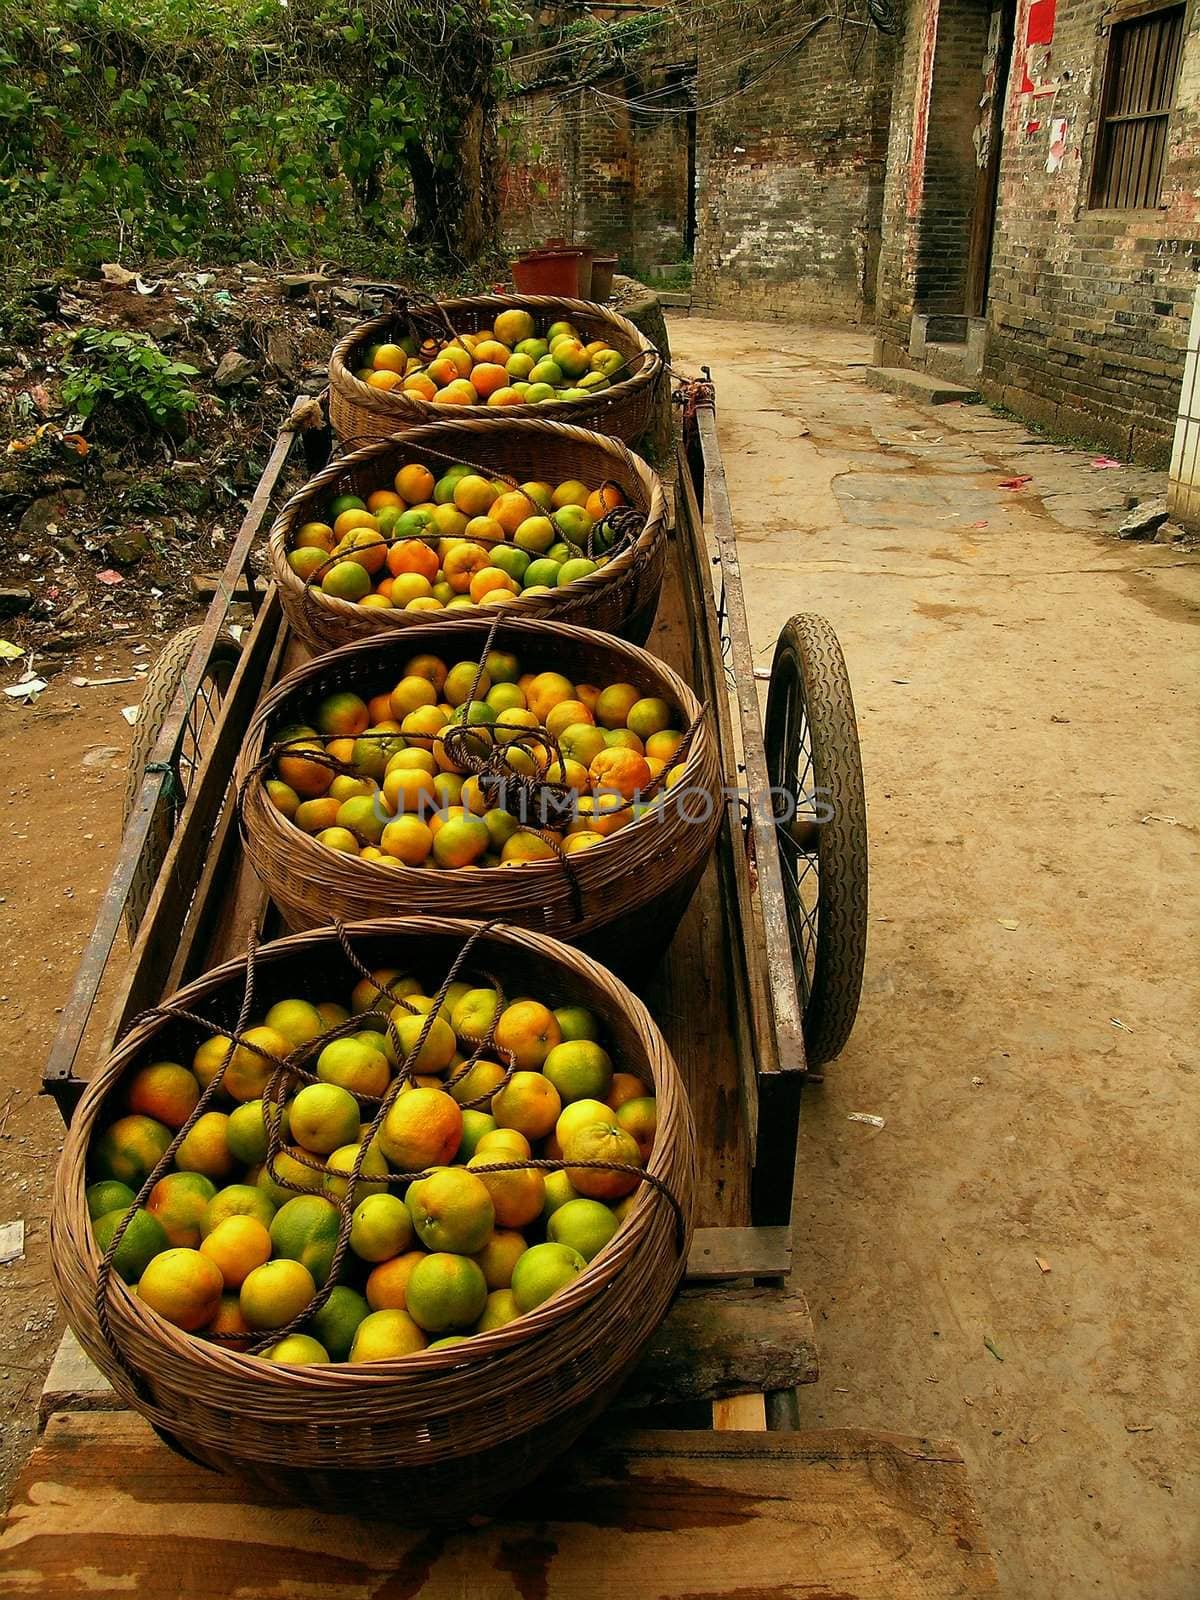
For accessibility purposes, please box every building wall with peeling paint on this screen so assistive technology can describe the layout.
[877,0,1200,464]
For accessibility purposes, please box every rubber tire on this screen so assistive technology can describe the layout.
[123,625,241,941]
[764,614,868,1067]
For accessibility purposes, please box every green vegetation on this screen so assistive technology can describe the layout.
[60,328,199,429]
[0,0,529,273]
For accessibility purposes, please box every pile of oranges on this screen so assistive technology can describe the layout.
[354,309,627,409]
[88,968,657,1364]
[265,646,688,870]
[286,458,633,613]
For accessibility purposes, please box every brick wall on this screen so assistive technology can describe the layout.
[691,16,896,321]
[500,60,692,274]
[876,0,1200,464]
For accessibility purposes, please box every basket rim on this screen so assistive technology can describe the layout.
[56,916,693,1388]
[267,415,667,631]
[328,294,662,428]
[235,615,717,891]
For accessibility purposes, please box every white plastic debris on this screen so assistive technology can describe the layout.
[847,1112,886,1129]
[0,1221,24,1265]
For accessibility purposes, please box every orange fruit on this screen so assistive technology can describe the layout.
[543,1040,613,1104]
[439,378,479,405]
[350,1192,414,1262]
[295,521,335,552]
[239,1258,317,1330]
[390,1011,458,1074]
[526,672,576,724]
[321,561,373,602]
[377,1086,463,1169]
[381,814,434,864]
[199,1216,272,1289]
[403,372,438,401]
[475,1127,532,1160]
[616,1096,657,1161]
[469,566,518,605]
[494,1001,562,1070]
[589,746,652,801]
[447,1058,508,1106]
[277,741,333,798]
[472,339,512,365]
[387,538,439,581]
[138,1247,225,1330]
[487,388,524,407]
[405,1252,488,1333]
[174,1111,235,1182]
[372,343,409,373]
[510,1241,586,1312]
[595,682,641,728]
[314,690,370,738]
[125,1062,199,1130]
[443,542,490,592]
[555,1097,613,1148]
[405,652,448,693]
[500,832,558,864]
[395,463,436,503]
[294,796,341,834]
[269,1194,341,1286]
[316,1036,391,1098]
[469,362,509,398]
[349,1307,428,1361]
[382,764,437,814]
[366,488,403,513]
[492,1070,561,1141]
[476,1288,522,1332]
[332,508,378,539]
[466,1152,544,1229]
[432,813,490,868]
[336,528,389,577]
[407,1167,495,1252]
[365,1250,425,1311]
[367,369,403,391]
[205,1293,252,1347]
[147,1171,217,1248]
[551,479,589,510]
[453,475,499,517]
[562,1121,642,1199]
[586,484,626,521]
[265,1333,330,1364]
[203,1181,277,1234]
[473,1230,528,1290]
[223,1024,290,1103]
[607,1071,647,1110]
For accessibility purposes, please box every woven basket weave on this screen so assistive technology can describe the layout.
[51,917,695,1517]
[328,293,661,445]
[235,618,723,971]
[268,417,668,654]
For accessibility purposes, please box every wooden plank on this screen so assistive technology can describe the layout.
[685,1225,791,1280]
[694,408,807,1081]
[41,423,300,1111]
[642,526,752,1231]
[100,585,287,1053]
[712,1392,767,1431]
[2,1413,1001,1598]
[42,1285,816,1421]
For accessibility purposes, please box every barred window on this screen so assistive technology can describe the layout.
[1090,6,1185,210]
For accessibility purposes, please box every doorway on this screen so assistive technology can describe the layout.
[966,0,1016,317]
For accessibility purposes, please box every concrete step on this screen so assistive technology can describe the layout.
[865,366,981,405]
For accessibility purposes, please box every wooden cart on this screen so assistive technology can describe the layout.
[10,395,999,1598]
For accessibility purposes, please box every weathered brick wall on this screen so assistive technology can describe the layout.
[982,0,1200,462]
[877,0,1200,464]
[500,65,692,273]
[691,17,896,321]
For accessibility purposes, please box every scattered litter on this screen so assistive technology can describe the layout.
[95,569,124,586]
[1000,476,1032,489]
[132,643,149,655]
[970,520,989,529]
[752,667,771,680]
[847,1112,886,1129]
[134,276,162,296]
[1110,1017,1133,1033]
[228,624,245,644]
[971,1075,984,1087]
[1019,1431,1043,1447]
[71,674,136,687]
[1050,714,1070,724]
[892,678,909,685]
[150,587,164,598]
[1091,456,1122,469]
[120,705,139,725]
[983,1335,1004,1362]
[997,918,1020,931]
[0,1220,24,1266]
[0,640,22,662]
[1140,813,1179,826]
[100,262,137,287]
[82,746,121,768]
[1125,1423,1155,1433]
[1035,1256,1051,1274]
[963,1395,974,1407]
[3,676,47,702]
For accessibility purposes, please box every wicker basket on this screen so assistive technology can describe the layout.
[52,918,694,1517]
[235,618,723,973]
[269,416,668,654]
[328,293,661,445]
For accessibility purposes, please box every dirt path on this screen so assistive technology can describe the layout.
[0,650,140,1501]
[668,315,1200,1599]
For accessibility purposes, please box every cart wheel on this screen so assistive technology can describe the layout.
[764,614,867,1067]
[123,625,242,941]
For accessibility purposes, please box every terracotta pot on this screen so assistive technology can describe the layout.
[512,249,586,295]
